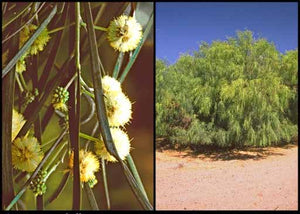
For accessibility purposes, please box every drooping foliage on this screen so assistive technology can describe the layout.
[156,30,298,148]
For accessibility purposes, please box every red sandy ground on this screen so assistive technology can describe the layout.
[156,144,298,210]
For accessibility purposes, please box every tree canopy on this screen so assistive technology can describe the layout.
[156,30,298,148]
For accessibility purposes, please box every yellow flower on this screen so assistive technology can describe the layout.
[68,150,100,183]
[19,24,50,56]
[19,24,37,48]
[16,54,27,73]
[102,75,122,96]
[52,102,68,112]
[12,109,26,141]
[107,15,143,52]
[12,136,44,172]
[95,127,131,162]
[16,24,50,73]
[106,92,132,126]
[102,75,132,126]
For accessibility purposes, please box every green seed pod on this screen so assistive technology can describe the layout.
[29,170,48,196]
[52,87,69,112]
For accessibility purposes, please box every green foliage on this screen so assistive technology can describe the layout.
[156,30,298,148]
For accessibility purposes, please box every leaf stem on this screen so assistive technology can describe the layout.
[94,25,107,32]
[15,73,24,92]
[48,22,75,34]
[79,132,99,143]
[19,72,28,91]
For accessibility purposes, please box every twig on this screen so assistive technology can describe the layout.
[2,2,46,44]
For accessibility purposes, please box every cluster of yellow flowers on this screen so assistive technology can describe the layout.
[16,23,50,73]
[67,76,133,186]
[94,76,132,162]
[68,150,100,186]
[94,127,131,162]
[102,75,132,126]
[11,109,44,172]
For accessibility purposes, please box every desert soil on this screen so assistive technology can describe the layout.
[156,144,298,210]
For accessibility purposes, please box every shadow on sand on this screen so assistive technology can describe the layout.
[157,138,297,161]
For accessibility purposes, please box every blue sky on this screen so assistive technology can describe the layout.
[156,2,298,64]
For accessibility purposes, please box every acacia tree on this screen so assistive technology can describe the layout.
[156,30,298,148]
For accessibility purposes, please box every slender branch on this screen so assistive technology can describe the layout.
[69,2,82,209]
[19,72,28,91]
[85,122,99,150]
[2,3,33,29]
[48,22,75,34]
[43,141,67,171]
[64,73,77,90]
[81,93,95,125]
[15,73,24,92]
[2,2,46,44]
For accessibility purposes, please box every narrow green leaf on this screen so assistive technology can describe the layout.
[46,171,70,205]
[83,2,119,159]
[2,5,57,78]
[112,52,124,79]
[38,5,68,92]
[101,158,110,210]
[84,183,99,210]
[43,141,67,171]
[2,58,16,209]
[120,162,153,210]
[126,154,148,200]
